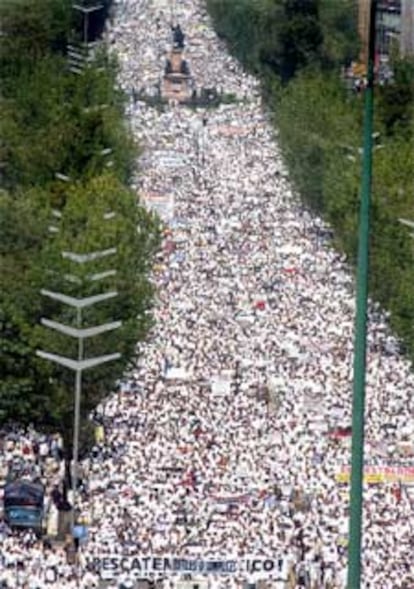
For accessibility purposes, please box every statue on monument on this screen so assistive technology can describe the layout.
[171,23,185,49]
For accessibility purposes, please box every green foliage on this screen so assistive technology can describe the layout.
[0,303,50,423]
[318,0,359,69]
[1,175,160,450]
[273,71,360,214]
[0,0,160,450]
[377,57,414,138]
[0,187,57,425]
[0,0,71,79]
[1,54,134,191]
[207,0,414,364]
[208,0,355,84]
[31,174,160,450]
[274,0,323,82]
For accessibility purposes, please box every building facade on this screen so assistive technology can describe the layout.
[358,0,414,61]
[400,0,414,56]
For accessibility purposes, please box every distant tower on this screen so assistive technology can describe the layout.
[358,0,371,64]
[400,0,414,56]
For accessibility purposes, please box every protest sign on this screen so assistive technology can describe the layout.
[87,556,284,579]
[165,367,191,381]
[211,493,251,506]
[336,464,414,484]
[210,372,232,396]
[143,191,175,223]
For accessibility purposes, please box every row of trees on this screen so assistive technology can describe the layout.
[207,0,414,363]
[0,0,160,453]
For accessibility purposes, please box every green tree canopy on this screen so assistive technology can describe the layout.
[0,0,71,81]
[0,0,160,454]
[1,175,160,452]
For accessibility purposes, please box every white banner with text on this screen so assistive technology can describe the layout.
[87,556,285,579]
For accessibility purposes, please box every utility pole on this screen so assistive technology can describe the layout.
[347,2,377,588]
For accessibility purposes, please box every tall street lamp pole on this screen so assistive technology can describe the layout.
[72,3,103,46]
[38,288,121,525]
[347,2,377,588]
[69,3,103,74]
[37,244,121,535]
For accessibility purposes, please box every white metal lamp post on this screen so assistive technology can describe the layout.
[72,3,103,46]
[68,3,102,74]
[37,245,122,533]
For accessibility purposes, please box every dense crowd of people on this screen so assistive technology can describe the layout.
[1,0,414,588]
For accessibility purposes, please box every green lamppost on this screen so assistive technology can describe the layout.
[347,1,377,588]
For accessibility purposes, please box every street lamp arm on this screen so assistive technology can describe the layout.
[72,4,103,13]
[36,350,121,371]
[62,248,117,263]
[62,270,116,284]
[41,318,122,339]
[63,274,83,285]
[55,172,71,182]
[41,289,118,308]
[89,270,117,281]
[399,218,414,230]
